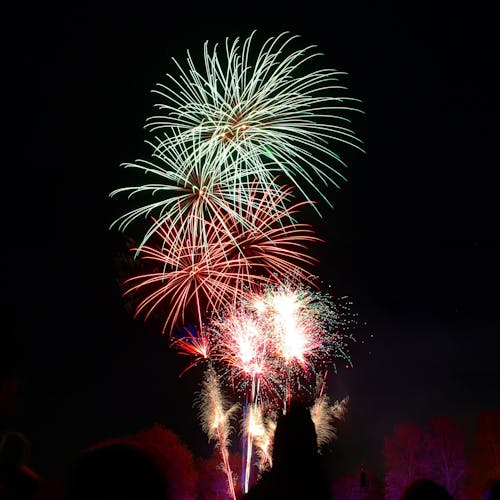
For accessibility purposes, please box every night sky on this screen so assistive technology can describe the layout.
[3,1,499,483]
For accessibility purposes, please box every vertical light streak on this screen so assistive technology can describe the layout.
[198,369,238,500]
[248,405,276,472]
[244,406,253,493]
[243,402,275,493]
[243,375,262,493]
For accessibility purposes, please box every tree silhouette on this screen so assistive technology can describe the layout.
[468,410,500,498]
[63,426,197,500]
[331,473,359,500]
[135,423,198,500]
[428,417,467,499]
[383,423,433,500]
[64,442,167,500]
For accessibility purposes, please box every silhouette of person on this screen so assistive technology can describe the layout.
[64,442,168,500]
[486,479,500,500]
[245,397,330,500]
[0,483,11,500]
[0,431,39,500]
[360,463,367,488]
[400,478,452,500]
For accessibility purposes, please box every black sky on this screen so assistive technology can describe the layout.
[3,1,499,481]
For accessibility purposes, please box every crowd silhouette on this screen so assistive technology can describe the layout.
[64,442,167,500]
[1,409,499,499]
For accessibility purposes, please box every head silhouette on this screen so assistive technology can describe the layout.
[246,397,329,500]
[64,442,167,500]
[486,479,500,500]
[0,431,38,500]
[271,398,318,471]
[400,479,452,500]
[0,431,31,467]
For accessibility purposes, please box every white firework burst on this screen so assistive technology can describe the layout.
[146,31,363,209]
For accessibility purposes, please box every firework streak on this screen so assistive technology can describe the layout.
[197,369,239,500]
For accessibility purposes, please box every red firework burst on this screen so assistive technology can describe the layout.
[122,183,320,334]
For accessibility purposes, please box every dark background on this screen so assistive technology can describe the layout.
[3,1,499,481]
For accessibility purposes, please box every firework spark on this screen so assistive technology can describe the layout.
[254,285,355,399]
[310,395,349,449]
[246,405,277,472]
[191,284,356,407]
[190,285,356,490]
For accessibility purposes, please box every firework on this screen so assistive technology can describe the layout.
[186,284,356,491]
[220,182,321,289]
[146,31,363,210]
[251,284,355,406]
[197,368,239,500]
[121,186,321,334]
[122,217,252,334]
[310,395,349,449]
[188,284,355,407]
[171,326,211,377]
[246,404,277,472]
[243,404,276,492]
[207,303,278,407]
[110,30,364,498]
[111,31,362,337]
[110,135,273,255]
